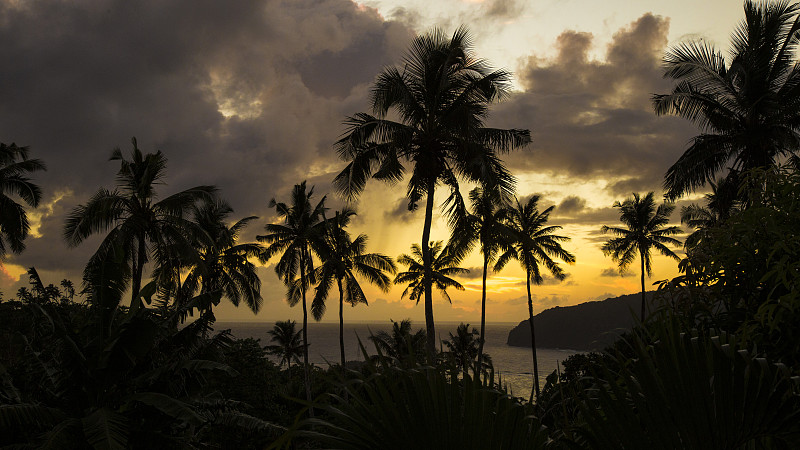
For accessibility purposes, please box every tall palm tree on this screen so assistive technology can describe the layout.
[449,186,510,377]
[495,195,575,400]
[0,142,46,261]
[653,1,800,201]
[265,320,305,371]
[394,241,469,311]
[258,181,326,412]
[334,27,531,359]
[601,192,682,322]
[63,137,216,308]
[312,210,396,369]
[177,200,263,317]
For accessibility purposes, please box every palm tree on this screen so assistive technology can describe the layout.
[449,186,510,378]
[334,27,531,359]
[177,200,263,318]
[601,192,682,323]
[442,323,492,380]
[394,241,469,313]
[680,177,741,251]
[369,319,427,366]
[265,320,305,370]
[312,210,396,369]
[495,195,575,400]
[257,181,326,412]
[0,142,46,260]
[653,1,800,201]
[63,137,216,308]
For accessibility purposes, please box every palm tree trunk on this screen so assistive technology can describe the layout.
[476,254,488,381]
[526,270,541,402]
[130,233,146,308]
[421,178,436,362]
[640,252,646,323]
[300,248,313,417]
[338,278,346,371]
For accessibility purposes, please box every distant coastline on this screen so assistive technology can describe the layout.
[507,292,656,351]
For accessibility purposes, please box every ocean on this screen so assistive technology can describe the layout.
[216,321,579,398]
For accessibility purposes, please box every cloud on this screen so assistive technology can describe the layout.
[459,267,484,280]
[606,177,660,197]
[590,292,619,302]
[493,13,696,191]
[484,0,523,19]
[600,267,635,278]
[0,0,414,288]
[553,205,622,227]
[556,195,587,214]
[539,273,574,286]
[383,197,419,223]
[491,291,568,313]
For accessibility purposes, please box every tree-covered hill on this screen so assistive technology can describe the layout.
[506,292,655,350]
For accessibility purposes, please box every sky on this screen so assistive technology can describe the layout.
[0,0,744,325]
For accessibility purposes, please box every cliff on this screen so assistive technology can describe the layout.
[506,292,655,351]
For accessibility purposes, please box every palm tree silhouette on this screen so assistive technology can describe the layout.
[334,27,530,359]
[265,320,305,371]
[177,200,263,318]
[680,177,740,251]
[495,195,575,400]
[258,181,325,412]
[394,241,468,310]
[369,319,427,366]
[448,186,510,378]
[653,1,800,201]
[63,137,216,308]
[442,323,491,380]
[0,143,46,261]
[312,209,396,369]
[602,192,682,322]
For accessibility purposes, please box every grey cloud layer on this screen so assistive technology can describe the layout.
[0,0,412,282]
[495,14,696,193]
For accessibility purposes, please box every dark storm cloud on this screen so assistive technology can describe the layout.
[606,177,659,196]
[494,14,696,191]
[0,0,413,286]
[557,195,587,214]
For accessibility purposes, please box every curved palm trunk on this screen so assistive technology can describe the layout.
[300,249,313,417]
[421,178,437,362]
[640,252,646,323]
[526,270,541,402]
[476,254,488,381]
[130,233,146,308]
[338,278,346,371]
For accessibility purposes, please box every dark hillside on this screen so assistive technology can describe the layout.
[507,292,655,351]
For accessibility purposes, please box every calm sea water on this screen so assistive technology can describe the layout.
[216,321,578,398]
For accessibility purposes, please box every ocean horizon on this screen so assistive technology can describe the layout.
[216,320,580,398]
